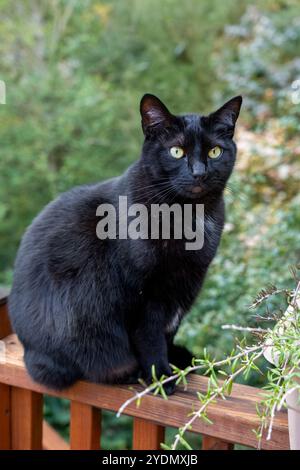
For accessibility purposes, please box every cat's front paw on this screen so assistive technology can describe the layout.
[143,364,176,395]
[161,379,176,396]
[144,374,176,396]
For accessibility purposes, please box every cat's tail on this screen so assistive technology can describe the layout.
[24,349,82,390]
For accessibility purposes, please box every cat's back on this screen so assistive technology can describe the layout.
[8,178,120,334]
[15,179,118,267]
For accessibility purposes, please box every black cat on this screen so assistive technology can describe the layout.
[8,94,242,394]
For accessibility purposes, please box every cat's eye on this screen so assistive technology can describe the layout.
[208,146,222,159]
[170,146,185,159]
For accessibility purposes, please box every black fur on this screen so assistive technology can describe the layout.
[8,94,242,393]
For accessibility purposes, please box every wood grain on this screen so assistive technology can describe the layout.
[43,421,69,450]
[11,386,43,449]
[0,334,290,450]
[133,417,165,450]
[70,401,101,449]
[202,435,234,450]
[0,383,11,449]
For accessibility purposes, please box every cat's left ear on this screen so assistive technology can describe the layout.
[209,96,242,136]
[140,94,176,135]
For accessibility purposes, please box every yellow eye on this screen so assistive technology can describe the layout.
[208,146,222,159]
[170,146,185,159]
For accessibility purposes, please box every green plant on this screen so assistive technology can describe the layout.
[217,3,300,132]
[118,270,300,450]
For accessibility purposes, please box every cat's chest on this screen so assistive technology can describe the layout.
[155,251,203,292]
[155,221,219,269]
[164,307,185,334]
[123,213,222,293]
[146,242,205,300]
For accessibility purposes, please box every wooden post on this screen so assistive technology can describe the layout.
[0,384,11,449]
[70,401,101,449]
[11,387,43,449]
[0,290,12,339]
[43,421,69,450]
[133,417,165,450]
[202,435,234,450]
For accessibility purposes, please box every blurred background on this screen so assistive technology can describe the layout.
[0,0,299,449]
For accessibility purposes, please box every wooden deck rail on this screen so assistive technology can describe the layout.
[0,292,289,450]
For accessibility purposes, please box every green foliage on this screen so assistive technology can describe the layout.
[218,3,300,132]
[125,279,300,450]
[0,0,299,449]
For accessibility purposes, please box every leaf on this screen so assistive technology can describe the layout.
[226,379,233,395]
[218,370,228,377]
[160,443,171,450]
[197,391,205,402]
[151,364,157,382]
[160,385,168,400]
[201,413,213,425]
[178,435,192,450]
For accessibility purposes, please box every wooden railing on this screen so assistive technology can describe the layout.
[0,292,289,450]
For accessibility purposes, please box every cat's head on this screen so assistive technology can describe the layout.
[140,94,242,200]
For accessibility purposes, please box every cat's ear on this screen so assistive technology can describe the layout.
[209,96,242,136]
[140,94,176,134]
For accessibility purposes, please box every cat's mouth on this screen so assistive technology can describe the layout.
[170,180,208,199]
[181,184,208,199]
[186,184,205,195]
[190,186,203,194]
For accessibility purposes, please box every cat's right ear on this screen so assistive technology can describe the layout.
[140,94,176,135]
[208,96,242,137]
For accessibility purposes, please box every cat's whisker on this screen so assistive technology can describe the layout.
[225,183,246,202]
[145,186,176,203]
[133,187,173,202]
[132,179,173,194]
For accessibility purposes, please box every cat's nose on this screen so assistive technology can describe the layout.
[191,161,206,179]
